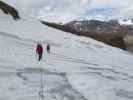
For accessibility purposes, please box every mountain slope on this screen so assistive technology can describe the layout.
[0,10,133,100]
[41,20,133,50]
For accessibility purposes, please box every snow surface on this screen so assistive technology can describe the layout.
[0,11,133,100]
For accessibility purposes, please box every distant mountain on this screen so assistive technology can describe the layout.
[64,20,124,36]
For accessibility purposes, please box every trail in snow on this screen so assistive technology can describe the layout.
[16,68,87,100]
[0,31,87,100]
[0,31,133,100]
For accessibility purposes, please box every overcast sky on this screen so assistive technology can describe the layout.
[3,0,133,23]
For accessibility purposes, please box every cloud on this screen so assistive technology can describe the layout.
[3,0,91,22]
[87,0,133,20]
[118,0,133,18]
[36,0,91,22]
[3,0,133,22]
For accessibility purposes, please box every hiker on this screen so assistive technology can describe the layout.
[46,44,50,54]
[36,43,43,61]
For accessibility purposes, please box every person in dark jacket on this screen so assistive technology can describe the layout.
[36,43,43,61]
[46,44,50,54]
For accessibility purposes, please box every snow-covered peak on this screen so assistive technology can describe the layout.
[119,19,133,25]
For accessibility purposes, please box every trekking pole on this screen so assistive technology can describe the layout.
[37,56,45,100]
[40,68,44,100]
[36,52,38,61]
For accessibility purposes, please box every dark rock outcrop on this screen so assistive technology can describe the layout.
[0,0,20,20]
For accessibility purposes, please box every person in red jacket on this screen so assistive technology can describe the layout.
[36,43,43,61]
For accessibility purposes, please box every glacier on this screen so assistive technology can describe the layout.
[0,11,133,100]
